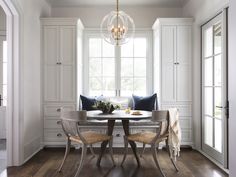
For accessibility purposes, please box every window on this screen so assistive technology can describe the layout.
[84,30,152,97]
[0,41,7,106]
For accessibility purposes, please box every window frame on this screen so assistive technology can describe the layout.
[83,28,153,98]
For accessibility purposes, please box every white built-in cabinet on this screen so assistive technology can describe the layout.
[153,18,193,146]
[41,18,84,146]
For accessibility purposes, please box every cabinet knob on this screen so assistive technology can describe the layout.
[56,108,61,112]
[57,120,61,125]
[57,133,62,137]
[56,62,62,65]
[116,134,121,137]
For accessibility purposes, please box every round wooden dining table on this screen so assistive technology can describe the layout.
[87,110,152,166]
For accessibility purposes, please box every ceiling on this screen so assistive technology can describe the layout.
[47,0,189,7]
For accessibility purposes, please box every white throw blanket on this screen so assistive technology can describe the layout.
[168,108,181,160]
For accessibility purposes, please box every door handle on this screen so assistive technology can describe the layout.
[0,94,3,106]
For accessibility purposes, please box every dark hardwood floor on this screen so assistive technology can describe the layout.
[2,148,228,177]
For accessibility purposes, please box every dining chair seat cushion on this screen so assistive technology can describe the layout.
[70,131,111,144]
[132,94,157,111]
[127,131,168,144]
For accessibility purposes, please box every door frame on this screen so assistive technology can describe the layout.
[0,0,23,166]
[201,10,228,168]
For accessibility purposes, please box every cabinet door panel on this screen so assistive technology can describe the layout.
[44,26,58,65]
[162,64,175,102]
[177,26,191,64]
[176,26,192,101]
[44,66,59,101]
[161,26,176,102]
[161,26,176,64]
[60,65,75,102]
[176,63,192,101]
[60,26,75,65]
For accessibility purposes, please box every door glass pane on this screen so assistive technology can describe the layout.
[3,63,7,85]
[205,116,213,147]
[103,58,115,77]
[214,87,222,118]
[89,58,101,76]
[121,58,133,77]
[214,22,222,55]
[134,78,146,96]
[89,77,102,96]
[204,27,213,57]
[215,119,222,152]
[89,38,101,57]
[134,38,146,57]
[205,87,213,116]
[121,78,133,97]
[103,77,115,96]
[121,39,133,57]
[214,55,222,86]
[205,58,213,86]
[102,40,114,57]
[134,58,146,77]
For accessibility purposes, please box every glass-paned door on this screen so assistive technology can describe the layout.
[202,11,228,167]
[0,36,7,139]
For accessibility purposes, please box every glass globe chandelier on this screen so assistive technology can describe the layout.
[100,0,135,46]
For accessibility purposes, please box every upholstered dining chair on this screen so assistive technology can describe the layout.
[58,109,115,177]
[121,110,179,177]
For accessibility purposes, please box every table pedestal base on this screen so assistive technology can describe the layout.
[96,119,140,167]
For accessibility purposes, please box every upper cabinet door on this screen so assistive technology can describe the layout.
[161,26,176,102]
[44,26,59,65]
[176,26,192,101]
[59,26,76,65]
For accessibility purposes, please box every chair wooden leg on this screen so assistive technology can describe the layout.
[121,136,128,166]
[89,144,96,157]
[74,144,87,177]
[140,143,146,158]
[151,144,166,177]
[109,137,115,166]
[58,138,71,172]
[165,139,179,172]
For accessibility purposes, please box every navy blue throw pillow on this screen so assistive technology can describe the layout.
[80,95,104,111]
[132,94,157,111]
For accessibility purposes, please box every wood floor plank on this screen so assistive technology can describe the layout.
[4,148,228,177]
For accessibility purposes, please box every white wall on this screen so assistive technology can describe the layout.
[228,0,236,176]
[51,6,183,28]
[14,0,51,162]
[182,0,229,150]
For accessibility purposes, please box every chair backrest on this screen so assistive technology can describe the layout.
[152,110,169,136]
[60,109,87,138]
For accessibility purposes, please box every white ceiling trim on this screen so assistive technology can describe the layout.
[47,0,190,8]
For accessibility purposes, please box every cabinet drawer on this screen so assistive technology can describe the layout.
[44,130,66,142]
[113,129,125,146]
[44,104,75,117]
[44,119,62,129]
[161,104,192,117]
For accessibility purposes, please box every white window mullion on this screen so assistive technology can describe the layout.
[116,45,121,97]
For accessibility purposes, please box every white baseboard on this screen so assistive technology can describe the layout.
[23,147,42,164]
[24,136,42,162]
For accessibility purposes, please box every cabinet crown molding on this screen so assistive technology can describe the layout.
[152,18,193,29]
